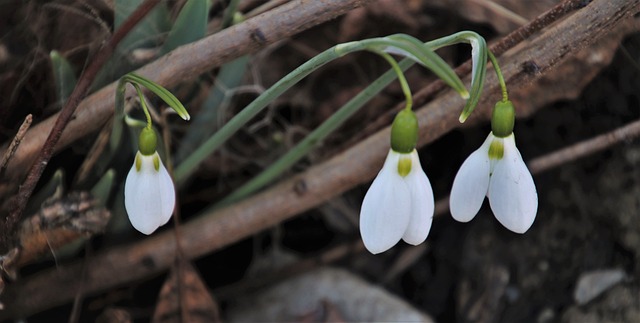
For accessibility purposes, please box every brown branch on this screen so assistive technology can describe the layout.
[345,0,592,148]
[1,0,637,318]
[3,0,161,248]
[434,117,640,217]
[0,115,32,180]
[526,118,640,175]
[0,0,375,184]
[207,116,640,300]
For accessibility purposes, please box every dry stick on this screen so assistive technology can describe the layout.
[0,0,375,185]
[526,118,640,175]
[2,0,637,318]
[0,115,32,180]
[3,0,161,247]
[433,118,640,216]
[215,118,640,299]
[347,0,590,148]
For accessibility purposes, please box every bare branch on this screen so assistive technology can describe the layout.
[3,0,161,248]
[1,0,638,318]
[0,0,375,184]
[0,115,32,180]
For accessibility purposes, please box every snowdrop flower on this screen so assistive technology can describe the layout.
[449,100,537,233]
[360,109,434,254]
[125,128,176,234]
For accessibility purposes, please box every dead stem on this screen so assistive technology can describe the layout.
[1,0,637,318]
[0,0,375,186]
[345,0,592,148]
[0,115,33,180]
[3,0,161,249]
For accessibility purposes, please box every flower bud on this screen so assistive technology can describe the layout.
[391,109,418,154]
[491,100,515,138]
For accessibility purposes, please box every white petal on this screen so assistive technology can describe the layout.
[402,150,434,245]
[488,134,538,233]
[360,150,411,254]
[449,134,493,222]
[124,151,176,235]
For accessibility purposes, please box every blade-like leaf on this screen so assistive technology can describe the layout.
[91,169,116,207]
[176,55,250,162]
[123,73,190,120]
[424,31,488,122]
[50,50,77,107]
[161,0,210,55]
[383,34,469,99]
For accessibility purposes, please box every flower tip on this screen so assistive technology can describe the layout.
[363,242,390,255]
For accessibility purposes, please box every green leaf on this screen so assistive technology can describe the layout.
[50,50,77,107]
[383,35,469,99]
[115,0,171,51]
[161,0,210,55]
[91,169,116,207]
[175,55,250,162]
[424,31,488,122]
[93,0,170,89]
[123,73,190,120]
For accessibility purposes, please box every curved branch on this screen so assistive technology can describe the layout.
[2,0,639,318]
[0,0,374,182]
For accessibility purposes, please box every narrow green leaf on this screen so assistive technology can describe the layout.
[383,35,469,99]
[161,0,210,55]
[115,0,171,51]
[91,169,116,207]
[93,0,170,89]
[176,55,250,162]
[423,31,488,122]
[123,73,190,120]
[50,50,77,107]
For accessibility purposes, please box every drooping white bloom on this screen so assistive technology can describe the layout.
[360,149,434,254]
[124,151,176,235]
[449,132,537,233]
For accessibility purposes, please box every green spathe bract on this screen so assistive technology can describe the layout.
[391,109,418,154]
[491,100,515,138]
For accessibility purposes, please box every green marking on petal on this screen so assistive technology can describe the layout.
[397,155,412,177]
[135,154,142,171]
[153,154,160,171]
[488,139,504,160]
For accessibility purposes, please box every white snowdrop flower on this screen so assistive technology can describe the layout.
[124,128,176,235]
[449,132,537,233]
[360,149,434,254]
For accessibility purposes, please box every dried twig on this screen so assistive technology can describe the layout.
[3,0,161,248]
[217,117,640,299]
[526,118,640,174]
[0,0,375,184]
[0,115,32,180]
[346,0,593,147]
[1,0,637,318]
[433,118,640,217]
